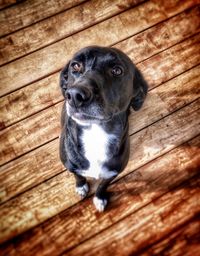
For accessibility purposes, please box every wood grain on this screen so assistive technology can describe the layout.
[0,0,144,64]
[0,136,199,255]
[0,0,86,36]
[0,0,199,253]
[0,65,199,204]
[0,0,197,96]
[0,99,199,244]
[0,0,24,10]
[65,176,200,256]
[0,34,199,165]
[0,6,199,129]
[140,216,200,256]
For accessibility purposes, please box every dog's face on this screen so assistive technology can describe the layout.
[60,46,147,124]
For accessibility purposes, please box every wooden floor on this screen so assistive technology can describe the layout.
[0,0,200,255]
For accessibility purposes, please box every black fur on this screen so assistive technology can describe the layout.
[59,46,148,211]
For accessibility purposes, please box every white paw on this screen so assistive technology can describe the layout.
[76,183,89,198]
[93,196,107,212]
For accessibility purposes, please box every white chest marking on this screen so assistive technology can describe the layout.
[81,124,116,179]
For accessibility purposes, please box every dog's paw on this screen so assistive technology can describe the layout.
[93,196,107,212]
[76,183,89,198]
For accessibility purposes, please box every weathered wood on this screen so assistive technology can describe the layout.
[140,216,200,256]
[0,135,199,255]
[1,6,199,129]
[0,99,199,244]
[115,6,200,63]
[0,103,61,166]
[0,0,197,96]
[64,176,200,256]
[0,34,199,165]
[136,33,200,89]
[0,0,144,64]
[0,0,86,36]
[0,0,24,10]
[0,66,199,204]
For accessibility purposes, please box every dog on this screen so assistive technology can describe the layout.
[59,46,148,212]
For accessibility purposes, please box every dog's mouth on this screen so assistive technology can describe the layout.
[72,112,112,125]
[66,103,112,125]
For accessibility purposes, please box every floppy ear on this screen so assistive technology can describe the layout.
[60,61,70,97]
[131,67,148,111]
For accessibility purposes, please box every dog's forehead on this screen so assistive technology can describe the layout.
[73,47,126,64]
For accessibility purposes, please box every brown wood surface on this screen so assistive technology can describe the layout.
[0,0,86,36]
[0,6,199,129]
[0,135,199,255]
[0,0,24,10]
[65,176,200,256]
[0,0,144,64]
[140,216,200,256]
[0,0,198,96]
[0,0,199,254]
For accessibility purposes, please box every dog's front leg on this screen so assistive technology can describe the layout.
[74,173,89,198]
[93,176,116,212]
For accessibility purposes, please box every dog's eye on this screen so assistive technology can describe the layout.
[111,66,123,76]
[71,62,82,73]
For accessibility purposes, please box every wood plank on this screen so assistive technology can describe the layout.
[0,0,197,96]
[0,136,199,255]
[0,0,24,10]
[140,216,200,256]
[0,0,145,64]
[115,6,200,63]
[0,66,199,204]
[0,34,199,165]
[0,99,199,244]
[64,176,200,256]
[0,103,61,166]
[128,65,200,133]
[0,0,86,36]
[1,6,199,129]
[137,33,200,89]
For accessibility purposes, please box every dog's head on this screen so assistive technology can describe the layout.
[60,46,147,125]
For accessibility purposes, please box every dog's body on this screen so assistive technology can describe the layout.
[59,46,147,211]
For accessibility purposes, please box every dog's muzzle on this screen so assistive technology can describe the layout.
[66,86,93,108]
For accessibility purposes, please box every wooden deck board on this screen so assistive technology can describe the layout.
[0,0,145,64]
[0,0,199,254]
[0,0,86,36]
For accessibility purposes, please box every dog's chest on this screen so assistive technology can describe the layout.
[81,124,114,179]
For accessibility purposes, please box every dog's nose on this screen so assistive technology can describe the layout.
[66,87,92,107]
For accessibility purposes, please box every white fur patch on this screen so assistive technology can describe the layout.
[80,124,117,179]
[93,196,107,212]
[75,183,89,198]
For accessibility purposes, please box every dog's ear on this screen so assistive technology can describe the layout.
[60,61,70,97]
[131,67,148,111]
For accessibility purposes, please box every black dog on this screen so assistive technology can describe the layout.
[59,46,147,211]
